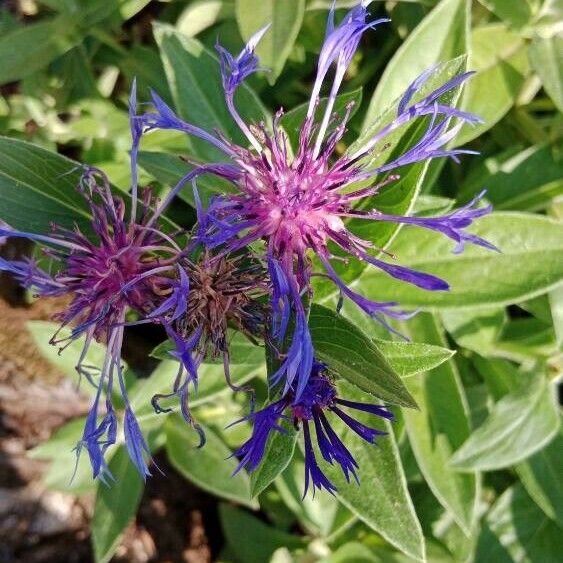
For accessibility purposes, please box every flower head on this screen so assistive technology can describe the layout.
[149,249,269,434]
[141,2,496,399]
[233,361,393,496]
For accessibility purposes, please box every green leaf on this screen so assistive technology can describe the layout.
[529,34,563,113]
[119,0,152,21]
[280,88,363,152]
[413,194,456,216]
[27,321,112,384]
[235,0,305,84]
[335,213,563,309]
[250,421,297,498]
[533,0,563,38]
[519,295,553,324]
[326,542,420,563]
[29,417,97,495]
[308,304,418,408]
[0,16,81,84]
[42,450,96,495]
[153,22,269,162]
[550,284,563,346]
[0,136,91,233]
[29,417,85,460]
[477,0,536,27]
[516,427,563,526]
[91,446,144,563]
[325,381,425,561]
[177,0,235,38]
[374,338,455,378]
[219,503,304,563]
[441,307,506,355]
[492,317,558,363]
[120,45,173,103]
[38,0,149,21]
[475,484,563,563]
[275,458,347,537]
[362,0,469,129]
[165,415,257,508]
[471,355,521,400]
[450,373,560,471]
[456,23,531,146]
[400,314,477,533]
[460,144,563,212]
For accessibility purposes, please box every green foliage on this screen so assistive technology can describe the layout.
[309,304,418,408]
[0,137,91,233]
[325,382,426,561]
[401,314,477,534]
[249,420,298,497]
[2,1,561,562]
[165,415,258,508]
[450,371,560,471]
[235,0,306,83]
[337,213,563,308]
[91,447,145,563]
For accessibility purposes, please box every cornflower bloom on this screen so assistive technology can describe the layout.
[0,162,180,480]
[233,361,393,495]
[140,1,497,401]
[0,84,267,480]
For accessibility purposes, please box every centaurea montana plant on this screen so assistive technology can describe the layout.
[143,0,497,398]
[0,0,499,496]
[134,1,498,492]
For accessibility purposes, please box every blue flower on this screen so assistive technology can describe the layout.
[233,362,393,496]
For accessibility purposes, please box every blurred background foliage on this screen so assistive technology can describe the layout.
[0,0,562,562]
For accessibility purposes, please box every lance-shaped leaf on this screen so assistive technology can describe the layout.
[249,420,298,498]
[324,382,425,562]
[308,304,418,408]
[236,0,305,84]
[516,427,563,526]
[91,447,144,563]
[401,313,477,533]
[0,136,91,233]
[450,372,560,471]
[165,415,257,509]
[475,484,563,562]
[341,213,563,309]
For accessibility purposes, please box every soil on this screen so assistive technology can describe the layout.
[0,244,219,562]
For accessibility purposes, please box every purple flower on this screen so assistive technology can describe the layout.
[233,362,393,496]
[0,89,203,480]
[140,2,496,398]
